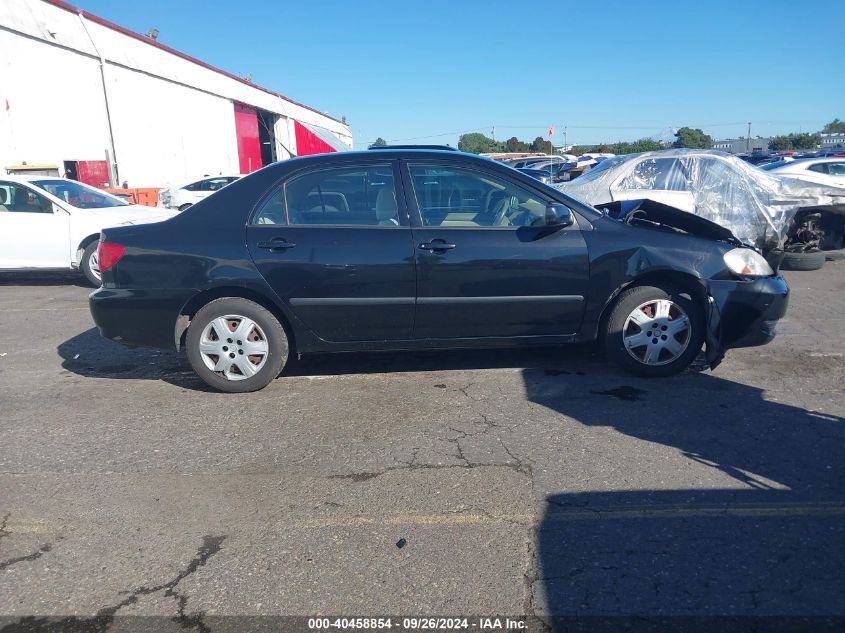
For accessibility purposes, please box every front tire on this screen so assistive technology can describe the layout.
[80,241,101,287]
[186,298,288,393]
[604,285,705,378]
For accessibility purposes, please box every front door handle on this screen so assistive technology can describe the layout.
[419,240,456,252]
[257,238,297,252]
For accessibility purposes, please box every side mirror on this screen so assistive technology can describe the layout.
[545,203,574,228]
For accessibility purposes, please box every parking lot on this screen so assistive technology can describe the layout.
[1,261,844,629]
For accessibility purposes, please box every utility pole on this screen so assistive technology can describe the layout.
[564,126,568,152]
[747,122,752,153]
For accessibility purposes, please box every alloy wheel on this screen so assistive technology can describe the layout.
[198,315,269,380]
[622,299,691,366]
[88,249,101,280]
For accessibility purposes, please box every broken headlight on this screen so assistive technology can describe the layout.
[723,248,774,277]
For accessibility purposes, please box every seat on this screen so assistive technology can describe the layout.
[375,188,398,226]
[301,192,349,213]
[11,188,34,212]
[0,189,8,212]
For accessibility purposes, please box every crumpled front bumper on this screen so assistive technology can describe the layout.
[704,275,790,368]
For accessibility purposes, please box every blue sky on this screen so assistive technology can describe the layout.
[80,0,844,149]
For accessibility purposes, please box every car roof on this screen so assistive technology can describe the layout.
[771,157,843,168]
[369,144,458,151]
[0,174,54,183]
[270,148,484,167]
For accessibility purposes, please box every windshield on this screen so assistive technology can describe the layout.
[32,179,129,209]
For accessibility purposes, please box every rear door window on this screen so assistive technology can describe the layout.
[199,178,231,192]
[252,164,400,226]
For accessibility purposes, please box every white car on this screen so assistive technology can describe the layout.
[763,157,845,188]
[158,175,241,211]
[557,149,845,269]
[0,176,176,286]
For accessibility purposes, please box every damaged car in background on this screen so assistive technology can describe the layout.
[557,149,845,271]
[90,149,788,392]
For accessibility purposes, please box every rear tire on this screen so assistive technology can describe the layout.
[604,285,704,378]
[186,298,288,393]
[780,250,825,271]
[80,241,101,287]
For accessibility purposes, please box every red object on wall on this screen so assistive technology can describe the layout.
[75,160,110,187]
[294,121,338,156]
[234,103,262,173]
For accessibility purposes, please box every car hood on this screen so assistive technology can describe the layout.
[596,199,742,245]
[84,205,179,225]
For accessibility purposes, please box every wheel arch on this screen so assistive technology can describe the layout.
[596,269,709,341]
[176,286,296,354]
[74,233,100,266]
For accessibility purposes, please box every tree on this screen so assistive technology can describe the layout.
[505,136,529,153]
[672,127,713,149]
[610,138,665,154]
[768,133,820,151]
[529,136,553,154]
[822,119,845,134]
[458,132,502,154]
[369,137,387,148]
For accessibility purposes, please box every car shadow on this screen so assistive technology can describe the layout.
[524,369,845,629]
[59,327,623,390]
[57,327,208,390]
[0,271,90,287]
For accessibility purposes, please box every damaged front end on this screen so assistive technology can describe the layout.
[595,199,789,369]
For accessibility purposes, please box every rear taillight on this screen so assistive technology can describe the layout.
[97,241,125,272]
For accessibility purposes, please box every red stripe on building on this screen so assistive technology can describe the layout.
[294,121,338,156]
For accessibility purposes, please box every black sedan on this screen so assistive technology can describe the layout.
[90,149,789,392]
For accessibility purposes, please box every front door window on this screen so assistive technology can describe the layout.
[408,165,547,228]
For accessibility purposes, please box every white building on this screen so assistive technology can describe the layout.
[0,0,352,188]
[820,133,845,149]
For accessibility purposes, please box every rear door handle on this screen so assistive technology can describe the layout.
[257,238,297,251]
[419,240,456,252]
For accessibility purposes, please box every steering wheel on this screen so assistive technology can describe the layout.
[491,197,513,227]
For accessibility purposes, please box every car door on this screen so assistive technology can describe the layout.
[179,179,205,206]
[403,161,590,339]
[0,181,71,269]
[246,161,416,342]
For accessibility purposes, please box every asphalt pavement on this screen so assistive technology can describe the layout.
[0,261,843,631]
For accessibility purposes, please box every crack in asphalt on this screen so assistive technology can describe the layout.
[0,543,53,572]
[3,535,226,633]
[325,403,541,625]
[0,513,56,573]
